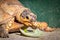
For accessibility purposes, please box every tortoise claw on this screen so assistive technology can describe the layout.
[44,27,55,32]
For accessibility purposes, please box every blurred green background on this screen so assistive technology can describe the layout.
[19,0,60,28]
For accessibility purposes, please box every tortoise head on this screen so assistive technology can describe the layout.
[16,8,37,26]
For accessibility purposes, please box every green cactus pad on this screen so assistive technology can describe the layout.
[20,27,44,37]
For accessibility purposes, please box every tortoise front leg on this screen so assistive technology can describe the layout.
[0,17,14,38]
[0,17,24,38]
[32,22,55,32]
[0,24,9,38]
[6,17,24,32]
[8,22,24,32]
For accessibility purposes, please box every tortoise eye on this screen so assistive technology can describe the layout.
[26,16,29,19]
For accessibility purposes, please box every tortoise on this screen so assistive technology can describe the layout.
[0,0,54,38]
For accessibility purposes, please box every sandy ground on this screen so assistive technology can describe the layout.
[0,28,60,40]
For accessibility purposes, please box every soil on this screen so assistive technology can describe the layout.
[0,28,60,40]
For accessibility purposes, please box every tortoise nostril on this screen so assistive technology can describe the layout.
[31,18,36,22]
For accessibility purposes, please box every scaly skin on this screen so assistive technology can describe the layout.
[0,0,54,38]
[32,22,55,32]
